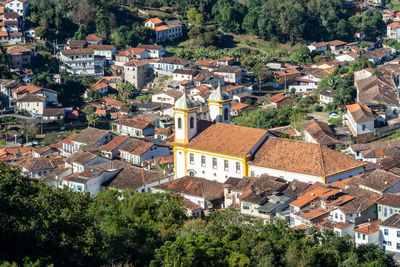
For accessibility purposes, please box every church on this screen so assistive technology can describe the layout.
[173,86,366,184]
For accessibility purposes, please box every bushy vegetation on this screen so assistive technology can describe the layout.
[0,163,395,266]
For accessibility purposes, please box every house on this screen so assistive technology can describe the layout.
[274,68,302,87]
[195,59,219,71]
[86,34,103,45]
[319,88,335,105]
[0,79,22,100]
[16,94,46,115]
[335,52,359,62]
[112,117,155,138]
[144,18,184,43]
[354,220,381,247]
[123,59,153,89]
[155,56,189,74]
[152,89,183,105]
[231,102,249,117]
[64,150,110,173]
[248,138,366,184]
[100,136,131,159]
[172,69,198,82]
[11,84,58,103]
[346,140,400,163]
[84,76,121,99]
[303,119,343,149]
[364,48,396,65]
[152,176,225,211]
[59,48,104,78]
[115,48,150,64]
[60,133,79,157]
[5,0,29,18]
[387,22,400,41]
[70,127,116,154]
[136,44,165,59]
[87,44,116,61]
[307,42,330,52]
[329,40,347,53]
[222,84,252,97]
[6,45,34,70]
[103,165,171,193]
[214,66,243,84]
[289,74,321,93]
[119,138,170,165]
[359,169,400,195]
[61,161,124,196]
[42,108,64,123]
[380,213,400,252]
[217,57,234,66]
[377,194,400,221]
[18,157,63,178]
[344,103,376,137]
[267,93,294,109]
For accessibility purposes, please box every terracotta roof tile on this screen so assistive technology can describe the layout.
[250,137,366,178]
[354,220,381,235]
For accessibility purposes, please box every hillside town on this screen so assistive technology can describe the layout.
[3,0,400,265]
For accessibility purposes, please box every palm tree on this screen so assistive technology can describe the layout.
[117,82,136,102]
[87,114,100,127]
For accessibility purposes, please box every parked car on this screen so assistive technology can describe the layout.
[329,112,340,119]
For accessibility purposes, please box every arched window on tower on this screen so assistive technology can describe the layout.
[224,108,229,121]
[177,117,182,129]
[190,116,194,129]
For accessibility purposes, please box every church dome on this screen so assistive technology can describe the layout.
[175,92,196,109]
[208,84,230,102]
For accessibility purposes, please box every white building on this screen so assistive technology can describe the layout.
[144,18,184,43]
[380,214,400,253]
[88,44,116,60]
[5,0,29,18]
[152,89,183,105]
[354,220,382,247]
[387,22,400,41]
[119,139,171,165]
[70,127,116,154]
[16,94,46,115]
[64,151,110,173]
[344,103,376,136]
[136,44,166,59]
[59,48,105,78]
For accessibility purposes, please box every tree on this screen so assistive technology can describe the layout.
[117,82,136,101]
[71,0,95,28]
[19,121,38,143]
[187,8,198,23]
[87,114,99,127]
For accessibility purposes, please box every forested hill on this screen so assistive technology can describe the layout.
[28,0,385,45]
[0,162,396,266]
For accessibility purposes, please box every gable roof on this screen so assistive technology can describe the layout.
[13,84,57,95]
[377,193,400,208]
[360,169,400,193]
[181,122,268,157]
[104,166,169,190]
[72,127,111,144]
[65,151,98,166]
[16,93,46,102]
[250,137,366,178]
[380,213,400,228]
[304,119,341,146]
[153,176,224,200]
[119,139,154,156]
[354,220,381,235]
[86,34,102,42]
[114,117,153,130]
[100,136,130,152]
[346,103,376,123]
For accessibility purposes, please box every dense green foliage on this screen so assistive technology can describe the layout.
[0,164,396,266]
[28,0,385,45]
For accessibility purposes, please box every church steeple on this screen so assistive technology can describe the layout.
[208,83,232,123]
[174,91,198,144]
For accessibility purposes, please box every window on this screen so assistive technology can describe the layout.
[224,160,229,171]
[335,213,338,219]
[391,208,394,215]
[190,116,194,129]
[384,207,388,217]
[357,233,361,239]
[201,156,206,167]
[340,214,343,220]
[290,206,294,213]
[250,171,255,177]
[397,243,400,250]
[362,234,366,240]
[224,108,229,121]
[362,124,366,131]
[242,203,250,210]
[388,241,392,246]
[379,205,381,212]
[212,158,217,169]
[384,229,389,236]
[236,162,240,174]
[397,231,400,238]
[189,153,194,165]
[177,117,182,129]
